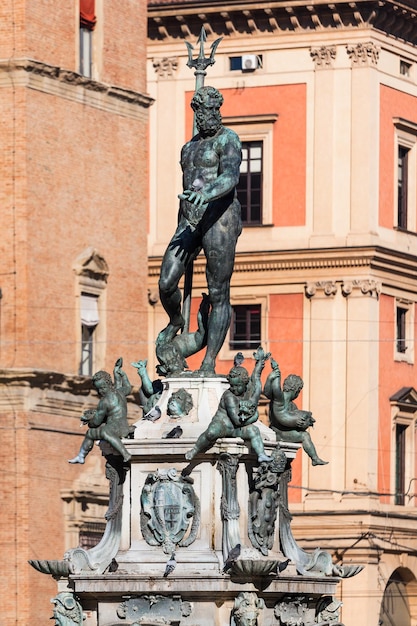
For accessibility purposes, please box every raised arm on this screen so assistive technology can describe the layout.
[131,359,155,398]
[113,357,132,397]
[263,357,282,401]
[247,346,270,405]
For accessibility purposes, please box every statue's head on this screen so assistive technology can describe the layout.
[282,374,303,399]
[92,370,113,396]
[167,387,193,418]
[51,592,84,626]
[191,86,223,137]
[156,342,187,377]
[227,365,250,396]
[238,400,257,420]
[232,592,264,626]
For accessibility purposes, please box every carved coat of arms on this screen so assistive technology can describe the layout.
[140,468,200,554]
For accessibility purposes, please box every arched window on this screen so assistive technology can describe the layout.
[379,568,417,626]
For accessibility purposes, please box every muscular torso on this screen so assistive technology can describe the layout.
[97,391,129,436]
[180,126,241,226]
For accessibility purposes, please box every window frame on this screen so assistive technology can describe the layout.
[79,25,93,78]
[238,140,264,225]
[395,422,407,505]
[393,118,417,233]
[73,248,108,376]
[390,389,417,508]
[220,294,268,362]
[229,303,262,351]
[223,114,277,227]
[394,299,414,364]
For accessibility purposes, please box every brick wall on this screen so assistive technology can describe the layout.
[0,1,150,623]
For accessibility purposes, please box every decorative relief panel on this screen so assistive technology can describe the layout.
[152,57,178,77]
[117,595,192,626]
[305,279,381,299]
[305,281,338,299]
[140,468,200,554]
[346,42,380,66]
[310,46,337,69]
[341,279,381,299]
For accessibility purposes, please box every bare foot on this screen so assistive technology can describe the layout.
[258,453,273,463]
[197,360,216,377]
[312,457,328,466]
[68,454,85,464]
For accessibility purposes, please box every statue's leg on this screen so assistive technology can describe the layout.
[244,426,272,463]
[199,216,240,374]
[68,433,95,464]
[185,417,230,460]
[101,431,131,462]
[301,432,328,465]
[158,226,190,340]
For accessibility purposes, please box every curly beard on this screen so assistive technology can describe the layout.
[195,108,222,137]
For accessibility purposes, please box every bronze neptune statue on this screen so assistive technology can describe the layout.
[157,86,242,376]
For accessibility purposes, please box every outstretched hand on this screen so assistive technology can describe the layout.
[253,346,271,364]
[168,224,199,266]
[131,359,147,371]
[178,189,208,208]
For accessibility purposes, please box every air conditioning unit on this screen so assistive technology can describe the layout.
[241,54,259,71]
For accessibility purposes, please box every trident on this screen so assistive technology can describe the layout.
[182,27,222,333]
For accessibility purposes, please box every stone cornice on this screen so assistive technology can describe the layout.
[0,368,92,393]
[149,245,417,288]
[0,58,154,118]
[148,1,417,47]
[0,369,142,420]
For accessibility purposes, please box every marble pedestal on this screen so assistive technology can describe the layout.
[36,376,349,626]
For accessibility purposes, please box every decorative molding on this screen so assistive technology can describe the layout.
[117,595,192,625]
[0,369,142,420]
[30,455,128,578]
[148,2,417,46]
[0,58,154,119]
[310,46,337,69]
[305,281,337,298]
[149,246,417,294]
[73,247,109,283]
[140,468,200,554]
[223,113,278,126]
[393,117,417,136]
[341,279,381,298]
[152,56,179,77]
[346,42,380,66]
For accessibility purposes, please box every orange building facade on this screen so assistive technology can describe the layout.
[0,1,150,624]
[147,1,417,624]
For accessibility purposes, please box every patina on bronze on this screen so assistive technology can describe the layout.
[157,85,242,377]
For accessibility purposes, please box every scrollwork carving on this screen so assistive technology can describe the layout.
[50,592,84,626]
[248,446,287,555]
[140,468,200,554]
[274,596,309,626]
[231,592,265,626]
[217,453,241,561]
[305,281,337,298]
[117,595,192,625]
[341,279,380,298]
[346,42,380,66]
[310,46,337,69]
[153,57,179,77]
